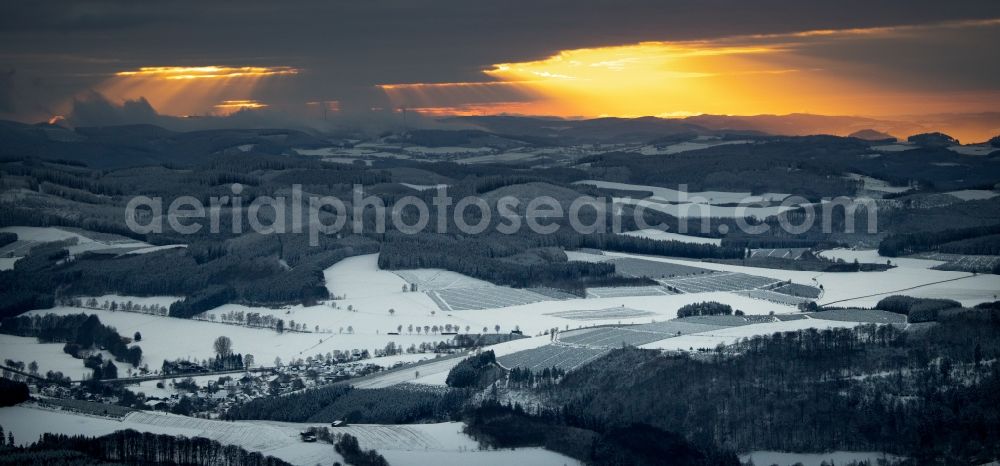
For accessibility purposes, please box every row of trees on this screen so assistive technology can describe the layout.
[71,297,170,316]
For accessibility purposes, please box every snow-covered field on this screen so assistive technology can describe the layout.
[619,228,722,245]
[576,180,788,204]
[870,143,915,152]
[404,146,494,156]
[393,268,493,290]
[355,334,556,388]
[0,226,91,243]
[457,151,543,164]
[0,334,90,379]
[124,244,187,255]
[615,197,794,219]
[640,317,863,351]
[0,226,152,256]
[401,183,449,191]
[7,253,799,378]
[565,250,612,262]
[844,173,911,193]
[23,307,335,369]
[817,248,945,269]
[24,305,468,371]
[0,257,19,270]
[634,139,751,155]
[598,251,1000,308]
[0,405,582,466]
[947,144,998,156]
[294,146,410,160]
[9,249,997,389]
[944,189,998,201]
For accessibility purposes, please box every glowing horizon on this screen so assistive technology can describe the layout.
[379,19,1000,124]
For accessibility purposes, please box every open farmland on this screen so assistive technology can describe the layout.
[597,250,1000,308]
[428,286,550,311]
[614,196,797,219]
[0,239,35,258]
[574,180,788,204]
[496,345,610,372]
[820,248,945,269]
[659,271,781,293]
[498,309,902,371]
[772,282,823,298]
[393,269,491,290]
[640,317,870,351]
[498,316,750,371]
[0,226,152,257]
[546,307,656,321]
[922,253,1000,273]
[609,256,713,278]
[0,334,93,379]
[526,287,579,300]
[735,289,813,306]
[39,398,135,419]
[585,285,673,298]
[749,248,811,260]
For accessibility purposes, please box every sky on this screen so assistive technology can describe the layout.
[2,0,999,137]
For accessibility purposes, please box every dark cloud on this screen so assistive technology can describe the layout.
[0,68,14,113]
[1,0,999,122]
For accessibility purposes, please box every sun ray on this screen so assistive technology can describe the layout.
[97,65,299,116]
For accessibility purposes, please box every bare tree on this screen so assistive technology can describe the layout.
[213,336,233,357]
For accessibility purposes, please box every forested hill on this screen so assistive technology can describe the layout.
[0,429,292,466]
[0,120,327,168]
[537,308,1000,464]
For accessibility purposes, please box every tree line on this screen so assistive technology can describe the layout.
[878,223,1000,257]
[0,313,142,367]
[0,429,292,466]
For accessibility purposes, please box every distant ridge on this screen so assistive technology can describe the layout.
[446,112,1000,143]
[848,129,896,142]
